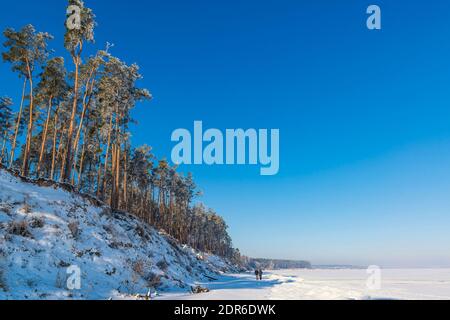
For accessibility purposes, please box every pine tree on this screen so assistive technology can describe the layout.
[71,52,104,185]
[2,24,53,175]
[61,0,96,182]
[96,54,151,208]
[35,57,68,176]
[2,26,28,169]
[0,97,14,165]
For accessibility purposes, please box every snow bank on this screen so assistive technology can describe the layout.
[0,169,237,300]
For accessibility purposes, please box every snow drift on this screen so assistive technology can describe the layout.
[0,168,238,300]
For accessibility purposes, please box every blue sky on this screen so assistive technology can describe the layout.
[1,0,450,267]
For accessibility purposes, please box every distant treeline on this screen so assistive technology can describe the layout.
[246,258,312,270]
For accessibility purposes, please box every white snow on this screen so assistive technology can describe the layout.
[0,169,238,300]
[159,269,450,300]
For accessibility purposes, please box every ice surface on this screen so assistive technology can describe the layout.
[160,269,450,300]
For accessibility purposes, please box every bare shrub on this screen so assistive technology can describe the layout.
[166,236,183,255]
[0,204,12,215]
[135,225,144,237]
[23,204,31,214]
[157,260,169,272]
[0,250,7,292]
[22,196,32,214]
[68,221,80,239]
[0,268,7,292]
[135,225,150,241]
[191,285,210,294]
[30,217,45,229]
[145,272,162,289]
[105,267,116,276]
[132,259,145,276]
[7,220,32,238]
[103,223,115,235]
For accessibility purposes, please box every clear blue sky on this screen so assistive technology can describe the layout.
[1,0,450,267]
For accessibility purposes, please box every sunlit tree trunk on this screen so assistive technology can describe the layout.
[54,126,66,181]
[76,126,88,189]
[9,78,27,169]
[101,115,113,198]
[110,144,117,208]
[123,150,128,210]
[115,145,121,209]
[61,45,82,182]
[50,106,60,181]
[22,60,34,177]
[37,96,53,176]
[71,77,95,182]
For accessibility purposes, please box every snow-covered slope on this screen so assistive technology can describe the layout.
[0,168,237,300]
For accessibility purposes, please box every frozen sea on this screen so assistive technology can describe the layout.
[160,268,450,300]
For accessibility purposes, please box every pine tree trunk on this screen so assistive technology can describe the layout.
[96,159,102,197]
[71,78,95,183]
[73,76,94,154]
[9,78,27,169]
[22,61,34,177]
[0,131,8,163]
[50,107,60,181]
[115,145,121,209]
[76,129,87,189]
[123,150,128,210]
[110,144,117,208]
[61,50,81,182]
[54,126,66,180]
[37,96,53,176]
[87,154,94,193]
[102,115,113,197]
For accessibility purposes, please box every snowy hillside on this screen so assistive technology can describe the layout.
[0,168,237,300]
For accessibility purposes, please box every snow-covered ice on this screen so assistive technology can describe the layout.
[160,269,450,300]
